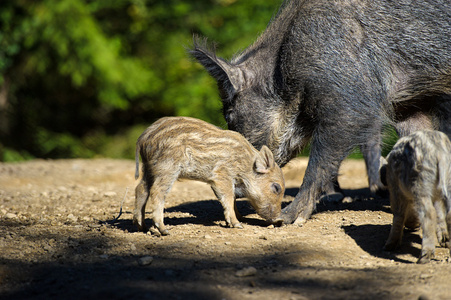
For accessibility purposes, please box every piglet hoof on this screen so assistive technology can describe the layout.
[149,227,161,237]
[437,231,449,247]
[233,223,244,229]
[159,228,170,236]
[133,220,148,233]
[152,221,169,236]
[417,251,434,264]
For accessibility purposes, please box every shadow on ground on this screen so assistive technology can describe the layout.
[0,228,411,300]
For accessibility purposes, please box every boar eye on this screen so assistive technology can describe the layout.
[225,109,235,125]
[271,183,282,195]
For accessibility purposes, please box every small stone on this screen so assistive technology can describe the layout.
[4,213,17,219]
[130,244,137,251]
[235,267,257,277]
[204,234,212,239]
[342,196,354,203]
[225,242,231,245]
[419,274,433,280]
[104,192,117,197]
[138,256,154,266]
[67,214,78,222]
[43,244,53,252]
[87,187,98,193]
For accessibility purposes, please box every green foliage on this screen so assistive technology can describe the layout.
[82,125,148,159]
[0,0,281,161]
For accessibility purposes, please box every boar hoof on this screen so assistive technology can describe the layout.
[293,216,307,227]
[383,241,399,252]
[279,209,297,225]
[320,192,344,203]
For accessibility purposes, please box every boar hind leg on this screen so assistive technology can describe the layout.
[321,177,343,202]
[361,133,383,194]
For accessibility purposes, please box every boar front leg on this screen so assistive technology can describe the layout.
[280,128,350,224]
[211,182,243,229]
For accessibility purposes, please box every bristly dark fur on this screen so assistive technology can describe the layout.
[190,0,451,224]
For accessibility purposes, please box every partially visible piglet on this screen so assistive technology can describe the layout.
[134,116,285,235]
[381,130,451,263]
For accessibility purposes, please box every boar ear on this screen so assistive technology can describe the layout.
[254,145,276,174]
[190,38,248,97]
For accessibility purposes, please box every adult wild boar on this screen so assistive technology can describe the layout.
[191,0,451,224]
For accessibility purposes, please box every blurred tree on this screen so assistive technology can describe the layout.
[0,0,282,160]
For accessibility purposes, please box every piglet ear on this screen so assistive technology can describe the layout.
[254,145,276,174]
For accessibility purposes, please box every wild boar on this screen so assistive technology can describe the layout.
[134,116,285,235]
[381,130,451,263]
[191,0,451,224]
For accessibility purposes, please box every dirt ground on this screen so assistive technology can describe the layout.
[1,157,450,300]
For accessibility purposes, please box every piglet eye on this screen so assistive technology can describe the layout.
[271,183,282,195]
